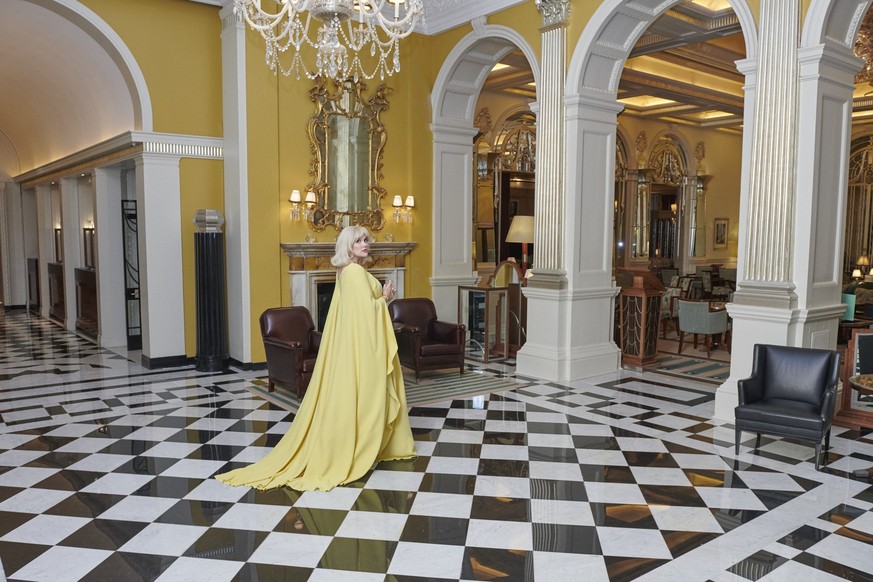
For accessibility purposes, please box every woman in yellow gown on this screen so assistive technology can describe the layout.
[216,226,417,491]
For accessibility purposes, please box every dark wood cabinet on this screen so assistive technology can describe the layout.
[27,258,39,314]
[75,268,98,339]
[47,262,64,323]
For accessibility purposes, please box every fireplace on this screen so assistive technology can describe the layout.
[281,241,417,330]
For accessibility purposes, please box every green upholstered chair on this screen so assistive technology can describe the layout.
[676,299,728,358]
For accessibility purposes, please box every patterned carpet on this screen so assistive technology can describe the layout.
[246,368,531,412]
[650,352,731,384]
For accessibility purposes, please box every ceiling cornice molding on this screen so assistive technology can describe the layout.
[16,132,223,186]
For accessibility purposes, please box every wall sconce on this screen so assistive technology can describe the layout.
[670,202,678,214]
[289,189,302,221]
[304,191,317,221]
[290,190,318,222]
[505,214,535,272]
[392,195,415,223]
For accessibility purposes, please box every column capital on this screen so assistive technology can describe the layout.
[535,0,570,28]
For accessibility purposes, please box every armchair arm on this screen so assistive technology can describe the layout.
[737,374,764,405]
[394,324,421,334]
[432,320,466,344]
[820,384,837,422]
[262,336,303,350]
[309,330,322,352]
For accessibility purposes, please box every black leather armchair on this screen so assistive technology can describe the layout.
[734,344,840,470]
[388,298,466,380]
[260,307,322,398]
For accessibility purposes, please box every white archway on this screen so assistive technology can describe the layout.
[429,19,541,318]
[533,0,759,382]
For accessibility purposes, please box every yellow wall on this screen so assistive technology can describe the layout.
[82,0,223,137]
[83,0,225,357]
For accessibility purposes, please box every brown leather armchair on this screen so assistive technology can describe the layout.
[388,298,466,380]
[260,307,322,398]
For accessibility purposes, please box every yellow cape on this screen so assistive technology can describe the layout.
[216,263,416,491]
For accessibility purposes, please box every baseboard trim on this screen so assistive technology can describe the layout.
[141,354,193,369]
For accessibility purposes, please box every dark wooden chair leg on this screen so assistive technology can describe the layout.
[815,442,823,471]
[735,429,741,455]
[678,331,685,354]
[268,378,275,393]
[754,433,761,451]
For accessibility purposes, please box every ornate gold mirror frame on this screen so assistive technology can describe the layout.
[306,77,391,231]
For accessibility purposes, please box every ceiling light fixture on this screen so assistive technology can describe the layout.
[234,0,424,81]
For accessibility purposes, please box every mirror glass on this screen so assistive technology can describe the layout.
[307,77,390,231]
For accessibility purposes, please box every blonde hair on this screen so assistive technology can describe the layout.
[331,225,372,267]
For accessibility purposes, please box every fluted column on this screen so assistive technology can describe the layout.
[739,0,798,297]
[532,0,569,285]
[715,0,808,420]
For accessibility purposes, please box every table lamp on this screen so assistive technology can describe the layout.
[505,215,535,272]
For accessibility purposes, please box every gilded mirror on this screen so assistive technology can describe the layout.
[306,77,390,231]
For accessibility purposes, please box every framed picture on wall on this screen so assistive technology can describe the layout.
[713,218,728,250]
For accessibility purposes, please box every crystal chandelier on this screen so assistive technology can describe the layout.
[234,0,424,81]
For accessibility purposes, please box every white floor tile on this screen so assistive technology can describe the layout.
[387,541,465,578]
[118,522,208,557]
[596,526,672,559]
[154,556,243,582]
[8,546,111,582]
[212,503,291,532]
[0,514,90,544]
[97,495,178,522]
[334,510,407,540]
[248,531,331,567]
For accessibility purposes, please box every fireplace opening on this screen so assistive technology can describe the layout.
[314,276,389,331]
[315,282,335,331]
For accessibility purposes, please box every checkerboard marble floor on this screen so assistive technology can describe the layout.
[1,310,872,581]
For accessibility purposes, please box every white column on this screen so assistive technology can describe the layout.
[35,184,53,319]
[135,153,186,366]
[93,167,128,347]
[714,0,806,420]
[430,123,479,320]
[220,5,252,365]
[0,182,27,307]
[518,0,621,381]
[59,178,81,331]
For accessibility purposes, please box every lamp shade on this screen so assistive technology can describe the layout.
[505,215,535,244]
[859,255,870,266]
[853,268,863,279]
[404,195,415,208]
[393,195,403,207]
[290,189,301,203]
[305,191,317,203]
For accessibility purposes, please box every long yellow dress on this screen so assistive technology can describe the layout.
[215,262,416,491]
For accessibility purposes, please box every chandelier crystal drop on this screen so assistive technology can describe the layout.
[234,0,424,81]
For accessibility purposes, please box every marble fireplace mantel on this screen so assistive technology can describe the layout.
[280,241,417,329]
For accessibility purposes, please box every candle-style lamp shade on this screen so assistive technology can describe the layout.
[505,215,535,271]
[853,268,863,280]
